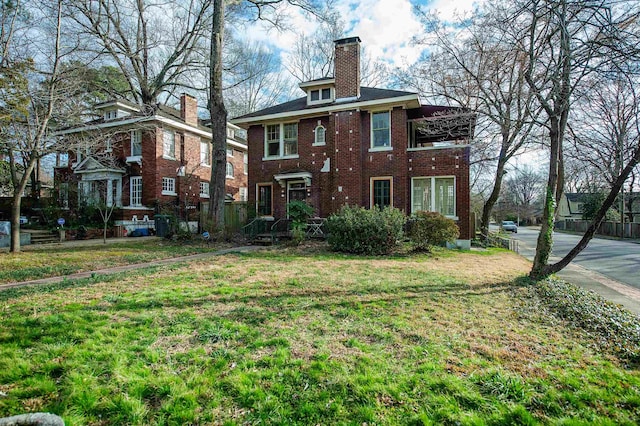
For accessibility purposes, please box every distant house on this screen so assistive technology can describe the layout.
[54,94,248,232]
[558,191,640,223]
[232,37,475,248]
[557,192,587,221]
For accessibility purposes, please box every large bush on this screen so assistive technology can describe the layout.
[326,205,405,255]
[407,211,459,251]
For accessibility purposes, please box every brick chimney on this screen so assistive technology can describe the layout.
[334,36,361,100]
[180,93,198,126]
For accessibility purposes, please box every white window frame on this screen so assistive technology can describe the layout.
[411,176,457,219]
[239,187,248,202]
[130,130,142,157]
[163,129,176,159]
[200,181,210,198]
[370,176,393,209]
[370,110,392,152]
[200,140,210,166]
[263,122,299,160]
[313,125,326,146]
[226,162,234,178]
[162,177,176,196]
[307,87,333,105]
[130,176,143,207]
[243,153,248,174]
[227,148,234,157]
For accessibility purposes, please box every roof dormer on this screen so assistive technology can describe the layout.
[94,99,140,121]
[299,78,335,106]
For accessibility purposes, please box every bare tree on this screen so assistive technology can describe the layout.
[504,165,545,223]
[207,0,325,231]
[65,0,213,105]
[0,0,86,252]
[505,0,640,279]
[407,6,541,243]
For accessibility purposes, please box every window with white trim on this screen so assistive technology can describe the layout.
[130,176,142,206]
[412,177,456,217]
[314,125,326,145]
[131,130,142,156]
[371,111,391,149]
[200,181,210,198]
[308,87,332,105]
[227,148,234,157]
[239,187,248,201]
[226,162,234,178]
[243,153,248,174]
[163,130,175,159]
[162,177,176,195]
[200,140,210,165]
[264,123,298,159]
[371,177,392,208]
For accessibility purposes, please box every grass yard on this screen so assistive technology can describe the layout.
[0,239,224,284]
[0,245,639,425]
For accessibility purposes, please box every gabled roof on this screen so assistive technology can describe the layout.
[231,87,420,124]
[73,156,125,175]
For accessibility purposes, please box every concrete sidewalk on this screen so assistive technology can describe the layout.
[0,244,262,292]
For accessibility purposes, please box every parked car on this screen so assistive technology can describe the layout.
[501,220,518,233]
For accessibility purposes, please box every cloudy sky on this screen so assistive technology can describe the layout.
[242,0,480,69]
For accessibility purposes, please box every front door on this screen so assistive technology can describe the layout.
[287,181,306,205]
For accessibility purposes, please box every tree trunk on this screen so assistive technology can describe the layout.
[207,0,227,232]
[480,148,509,242]
[530,116,561,280]
[10,193,22,253]
[535,142,640,278]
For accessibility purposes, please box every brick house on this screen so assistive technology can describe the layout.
[231,37,475,247]
[55,94,248,232]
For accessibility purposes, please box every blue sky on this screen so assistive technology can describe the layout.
[241,0,480,70]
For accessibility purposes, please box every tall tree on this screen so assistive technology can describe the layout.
[0,0,85,252]
[407,6,541,243]
[505,0,640,279]
[207,0,324,230]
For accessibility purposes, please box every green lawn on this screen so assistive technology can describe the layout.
[0,239,223,283]
[0,246,639,425]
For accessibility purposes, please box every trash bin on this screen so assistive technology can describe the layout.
[154,215,171,238]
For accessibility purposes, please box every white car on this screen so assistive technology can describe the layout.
[501,220,518,233]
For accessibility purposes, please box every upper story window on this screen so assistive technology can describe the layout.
[200,140,210,166]
[226,162,234,178]
[314,125,326,146]
[131,130,142,156]
[162,177,176,195]
[105,138,112,152]
[243,153,248,174]
[163,130,175,159]
[227,148,234,157]
[200,181,210,198]
[308,87,333,105]
[227,128,235,139]
[104,110,118,120]
[264,123,298,159]
[371,111,391,150]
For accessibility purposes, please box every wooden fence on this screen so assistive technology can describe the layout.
[199,201,248,233]
[556,220,640,239]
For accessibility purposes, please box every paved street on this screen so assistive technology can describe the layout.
[513,227,640,290]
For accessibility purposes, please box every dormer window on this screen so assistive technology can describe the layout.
[104,110,118,120]
[308,87,333,105]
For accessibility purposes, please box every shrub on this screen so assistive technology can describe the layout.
[326,205,405,255]
[287,201,314,246]
[407,211,459,251]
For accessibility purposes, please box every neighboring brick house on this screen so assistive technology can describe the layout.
[232,37,475,248]
[54,94,248,232]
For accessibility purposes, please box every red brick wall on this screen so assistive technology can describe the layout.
[180,94,198,126]
[334,39,360,99]
[246,108,472,240]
